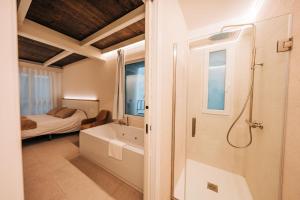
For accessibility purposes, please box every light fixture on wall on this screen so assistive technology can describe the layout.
[63,96,98,101]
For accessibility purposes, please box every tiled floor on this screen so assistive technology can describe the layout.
[22,134,143,200]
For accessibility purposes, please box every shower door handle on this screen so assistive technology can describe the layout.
[192,117,196,137]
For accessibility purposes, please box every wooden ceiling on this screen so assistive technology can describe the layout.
[26,0,144,40]
[93,19,145,50]
[18,36,63,63]
[52,54,87,67]
[17,0,145,68]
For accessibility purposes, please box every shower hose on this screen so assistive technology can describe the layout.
[226,68,255,149]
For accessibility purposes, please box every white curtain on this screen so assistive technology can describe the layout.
[113,49,125,120]
[19,66,62,115]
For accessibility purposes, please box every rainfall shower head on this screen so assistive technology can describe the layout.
[208,31,234,41]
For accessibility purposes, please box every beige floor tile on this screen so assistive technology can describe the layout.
[24,176,66,200]
[53,162,112,200]
[22,151,40,170]
[22,135,143,200]
[71,156,123,195]
[23,162,52,183]
[112,182,143,200]
[38,154,71,171]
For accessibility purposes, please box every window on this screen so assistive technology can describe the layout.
[203,46,232,114]
[19,72,52,115]
[125,60,145,117]
[20,73,30,115]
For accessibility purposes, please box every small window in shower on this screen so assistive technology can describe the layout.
[208,50,226,110]
[203,46,232,115]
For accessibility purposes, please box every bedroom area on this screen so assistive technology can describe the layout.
[17,0,145,200]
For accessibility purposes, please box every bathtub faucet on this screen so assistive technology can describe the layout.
[118,116,129,126]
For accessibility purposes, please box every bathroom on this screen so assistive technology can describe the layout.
[146,0,299,200]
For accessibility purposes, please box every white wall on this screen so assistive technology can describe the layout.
[178,0,254,31]
[148,0,188,199]
[62,50,145,128]
[0,0,24,199]
[187,32,252,175]
[63,58,106,107]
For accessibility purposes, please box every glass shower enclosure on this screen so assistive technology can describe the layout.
[172,14,292,200]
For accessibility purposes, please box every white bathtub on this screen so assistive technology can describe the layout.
[79,123,144,191]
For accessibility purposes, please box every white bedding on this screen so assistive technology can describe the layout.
[21,110,87,139]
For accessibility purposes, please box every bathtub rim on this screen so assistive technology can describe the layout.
[80,124,144,155]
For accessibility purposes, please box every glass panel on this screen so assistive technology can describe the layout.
[176,14,291,200]
[207,50,226,110]
[125,61,145,116]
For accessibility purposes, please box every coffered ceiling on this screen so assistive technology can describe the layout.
[17,0,145,68]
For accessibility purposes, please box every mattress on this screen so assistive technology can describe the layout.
[21,110,87,139]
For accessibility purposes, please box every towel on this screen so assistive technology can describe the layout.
[108,139,126,160]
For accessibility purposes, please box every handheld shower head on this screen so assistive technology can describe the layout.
[223,23,260,149]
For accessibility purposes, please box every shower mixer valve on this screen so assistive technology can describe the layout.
[246,120,264,129]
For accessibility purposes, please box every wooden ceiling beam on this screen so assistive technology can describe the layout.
[102,34,145,53]
[18,4,145,63]
[17,0,32,25]
[18,19,103,60]
[81,5,145,46]
[43,50,72,66]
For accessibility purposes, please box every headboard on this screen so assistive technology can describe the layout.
[61,98,99,118]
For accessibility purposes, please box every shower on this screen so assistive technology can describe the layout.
[210,23,264,148]
[172,15,290,200]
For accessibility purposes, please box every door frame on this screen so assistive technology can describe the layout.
[144,0,159,199]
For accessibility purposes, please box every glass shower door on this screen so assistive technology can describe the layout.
[183,14,291,200]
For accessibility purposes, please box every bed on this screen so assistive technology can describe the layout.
[21,98,99,140]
